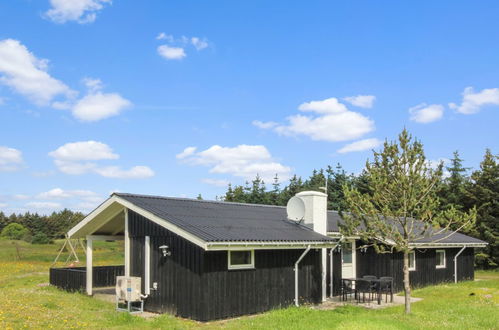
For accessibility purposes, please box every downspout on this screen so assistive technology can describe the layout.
[454,246,466,283]
[294,245,311,307]
[329,248,334,298]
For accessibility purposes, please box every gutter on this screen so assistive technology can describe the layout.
[294,245,311,307]
[454,246,466,283]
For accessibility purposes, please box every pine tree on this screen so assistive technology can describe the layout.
[439,151,469,210]
[268,174,281,205]
[326,164,352,211]
[341,129,476,314]
[465,149,499,268]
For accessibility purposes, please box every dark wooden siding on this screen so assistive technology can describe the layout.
[326,248,342,296]
[128,210,204,320]
[128,209,323,321]
[356,246,474,292]
[200,248,322,321]
[49,265,124,292]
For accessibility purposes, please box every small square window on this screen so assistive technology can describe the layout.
[436,250,446,269]
[408,251,416,271]
[228,250,254,270]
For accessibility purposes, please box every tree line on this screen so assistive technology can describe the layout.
[0,209,84,244]
[221,148,498,269]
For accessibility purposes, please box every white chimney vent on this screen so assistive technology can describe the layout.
[292,191,327,235]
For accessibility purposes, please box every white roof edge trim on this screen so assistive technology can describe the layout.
[410,243,487,248]
[326,232,486,248]
[67,196,120,238]
[206,241,339,251]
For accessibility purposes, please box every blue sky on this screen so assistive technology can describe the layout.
[1,1,498,214]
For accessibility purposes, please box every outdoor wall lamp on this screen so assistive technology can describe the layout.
[360,247,368,253]
[159,245,171,257]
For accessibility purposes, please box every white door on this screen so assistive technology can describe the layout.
[341,241,356,279]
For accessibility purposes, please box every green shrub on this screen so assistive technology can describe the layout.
[1,223,28,240]
[31,232,52,244]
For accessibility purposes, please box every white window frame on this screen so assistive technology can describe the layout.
[228,250,255,270]
[435,249,446,269]
[408,251,416,271]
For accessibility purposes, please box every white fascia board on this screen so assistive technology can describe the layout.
[68,196,120,238]
[410,243,486,248]
[206,241,338,251]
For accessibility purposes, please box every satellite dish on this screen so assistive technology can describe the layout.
[287,196,306,221]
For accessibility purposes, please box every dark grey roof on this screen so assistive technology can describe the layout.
[327,211,487,245]
[115,193,335,243]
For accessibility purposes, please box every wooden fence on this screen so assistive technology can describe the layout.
[49,265,124,292]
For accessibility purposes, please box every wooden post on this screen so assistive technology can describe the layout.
[86,236,93,295]
[145,236,150,294]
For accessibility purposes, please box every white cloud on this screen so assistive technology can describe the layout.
[25,201,62,209]
[156,33,174,42]
[0,39,73,105]
[0,146,23,171]
[176,146,197,160]
[252,120,278,129]
[449,87,499,114]
[0,97,5,105]
[157,45,186,60]
[36,188,98,200]
[49,141,154,179]
[49,141,119,161]
[274,112,374,142]
[0,40,129,122]
[45,0,111,24]
[409,103,444,123]
[298,97,348,114]
[71,91,131,121]
[256,97,375,142]
[343,95,376,108]
[177,144,291,181]
[82,77,103,92]
[94,166,155,179]
[201,178,230,187]
[191,37,208,50]
[337,138,381,154]
[156,34,209,60]
[13,194,30,200]
[0,203,7,208]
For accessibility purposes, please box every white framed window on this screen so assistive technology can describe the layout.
[408,251,416,271]
[228,250,254,270]
[436,250,446,269]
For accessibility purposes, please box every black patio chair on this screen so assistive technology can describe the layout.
[341,279,355,302]
[362,275,378,301]
[355,279,372,304]
[379,277,394,303]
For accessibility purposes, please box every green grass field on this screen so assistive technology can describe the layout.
[0,239,497,329]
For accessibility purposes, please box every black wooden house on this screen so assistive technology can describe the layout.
[50,191,487,321]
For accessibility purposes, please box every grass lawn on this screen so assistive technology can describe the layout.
[0,239,497,329]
